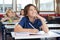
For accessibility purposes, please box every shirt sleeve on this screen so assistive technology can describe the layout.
[37,19,42,27]
[18,17,26,28]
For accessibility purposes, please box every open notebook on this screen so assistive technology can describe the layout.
[15,31,58,36]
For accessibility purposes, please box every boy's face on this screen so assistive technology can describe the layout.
[27,6,37,18]
[20,10,24,15]
[7,11,13,17]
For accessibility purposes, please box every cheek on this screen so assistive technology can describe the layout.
[28,11,32,14]
[33,10,37,13]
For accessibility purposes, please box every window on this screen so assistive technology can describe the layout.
[40,0,55,11]
[0,0,12,13]
[17,0,33,11]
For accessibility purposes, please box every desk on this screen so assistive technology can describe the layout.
[2,23,16,40]
[2,23,60,29]
[4,24,60,40]
[3,25,15,40]
[47,24,60,29]
[47,24,60,27]
[11,30,60,40]
[2,21,18,40]
[4,24,60,29]
[5,25,15,29]
[2,22,18,25]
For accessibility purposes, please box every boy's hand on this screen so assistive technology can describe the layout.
[29,29,39,33]
[36,14,46,21]
[6,17,10,20]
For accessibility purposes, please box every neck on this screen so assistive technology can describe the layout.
[28,17,35,23]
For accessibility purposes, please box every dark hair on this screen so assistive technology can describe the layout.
[21,9,24,10]
[6,9,13,17]
[24,4,38,16]
[20,9,24,15]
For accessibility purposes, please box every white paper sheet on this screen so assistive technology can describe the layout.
[15,31,58,36]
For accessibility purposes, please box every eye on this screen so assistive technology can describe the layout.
[29,9,33,11]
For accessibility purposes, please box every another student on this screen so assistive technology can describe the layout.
[20,9,24,16]
[14,4,49,40]
[12,11,19,22]
[1,9,19,22]
[18,9,24,20]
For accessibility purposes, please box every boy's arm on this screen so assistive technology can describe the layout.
[36,15,49,33]
[14,24,39,33]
